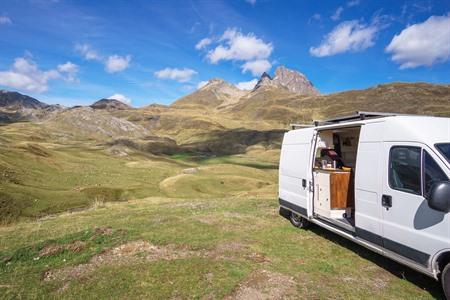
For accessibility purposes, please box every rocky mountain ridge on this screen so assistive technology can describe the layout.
[253,66,320,96]
[0,90,49,109]
[91,98,132,110]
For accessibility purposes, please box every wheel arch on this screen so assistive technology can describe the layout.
[432,249,450,279]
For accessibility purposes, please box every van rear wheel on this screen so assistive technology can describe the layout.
[290,212,309,229]
[442,263,450,299]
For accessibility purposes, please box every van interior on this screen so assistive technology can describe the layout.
[312,127,361,231]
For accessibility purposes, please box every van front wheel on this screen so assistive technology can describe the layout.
[442,263,450,299]
[290,212,309,229]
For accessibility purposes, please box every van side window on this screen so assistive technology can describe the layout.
[423,151,449,198]
[389,146,422,195]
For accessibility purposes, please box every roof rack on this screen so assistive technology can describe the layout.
[316,111,398,125]
[290,123,315,130]
[289,112,402,130]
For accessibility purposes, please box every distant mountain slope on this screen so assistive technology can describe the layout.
[232,82,450,125]
[91,99,132,110]
[171,78,246,110]
[172,66,319,111]
[0,90,48,109]
[44,107,148,139]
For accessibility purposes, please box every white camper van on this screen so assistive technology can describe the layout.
[278,112,450,296]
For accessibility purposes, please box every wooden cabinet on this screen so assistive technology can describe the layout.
[330,172,354,209]
[313,169,353,219]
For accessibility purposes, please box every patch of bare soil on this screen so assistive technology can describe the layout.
[213,242,270,264]
[93,226,114,236]
[39,240,86,257]
[43,239,270,285]
[224,270,297,300]
[43,240,200,282]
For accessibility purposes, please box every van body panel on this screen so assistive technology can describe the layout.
[381,141,450,267]
[279,128,315,217]
[354,123,384,244]
[382,117,450,146]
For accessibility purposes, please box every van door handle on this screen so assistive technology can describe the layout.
[382,194,392,209]
[302,179,307,189]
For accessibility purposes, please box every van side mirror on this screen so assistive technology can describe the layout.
[428,182,450,213]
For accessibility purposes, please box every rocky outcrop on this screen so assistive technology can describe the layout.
[253,66,320,96]
[91,99,131,110]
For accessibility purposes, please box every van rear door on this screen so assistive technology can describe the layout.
[279,128,316,217]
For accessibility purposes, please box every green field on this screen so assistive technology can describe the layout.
[0,121,444,299]
[0,196,443,299]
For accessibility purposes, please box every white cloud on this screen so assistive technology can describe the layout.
[0,16,12,25]
[57,61,78,74]
[347,0,360,7]
[331,6,344,21]
[310,20,379,57]
[206,28,273,64]
[0,57,62,93]
[75,44,131,74]
[154,67,197,82]
[235,79,258,90]
[386,14,450,69]
[241,59,271,76]
[105,55,131,73]
[57,61,79,82]
[107,93,131,104]
[75,43,101,61]
[195,38,212,50]
[245,0,256,5]
[197,80,208,89]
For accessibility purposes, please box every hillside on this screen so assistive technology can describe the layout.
[229,82,450,125]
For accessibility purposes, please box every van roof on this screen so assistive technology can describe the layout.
[290,111,419,130]
[288,114,450,146]
[322,111,399,124]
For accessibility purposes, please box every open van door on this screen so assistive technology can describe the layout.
[279,128,317,217]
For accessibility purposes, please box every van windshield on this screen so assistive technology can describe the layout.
[436,143,450,164]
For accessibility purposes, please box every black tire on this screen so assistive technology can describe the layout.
[442,263,450,299]
[289,212,309,229]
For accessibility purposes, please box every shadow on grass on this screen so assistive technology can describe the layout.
[171,153,279,170]
[307,224,444,299]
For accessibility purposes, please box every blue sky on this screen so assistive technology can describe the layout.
[0,0,449,107]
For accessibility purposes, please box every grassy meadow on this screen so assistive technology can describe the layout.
[0,120,444,299]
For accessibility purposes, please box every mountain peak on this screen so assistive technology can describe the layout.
[254,72,275,90]
[253,66,320,96]
[172,77,246,109]
[273,66,319,95]
[90,98,131,110]
[200,78,233,90]
[0,90,49,109]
